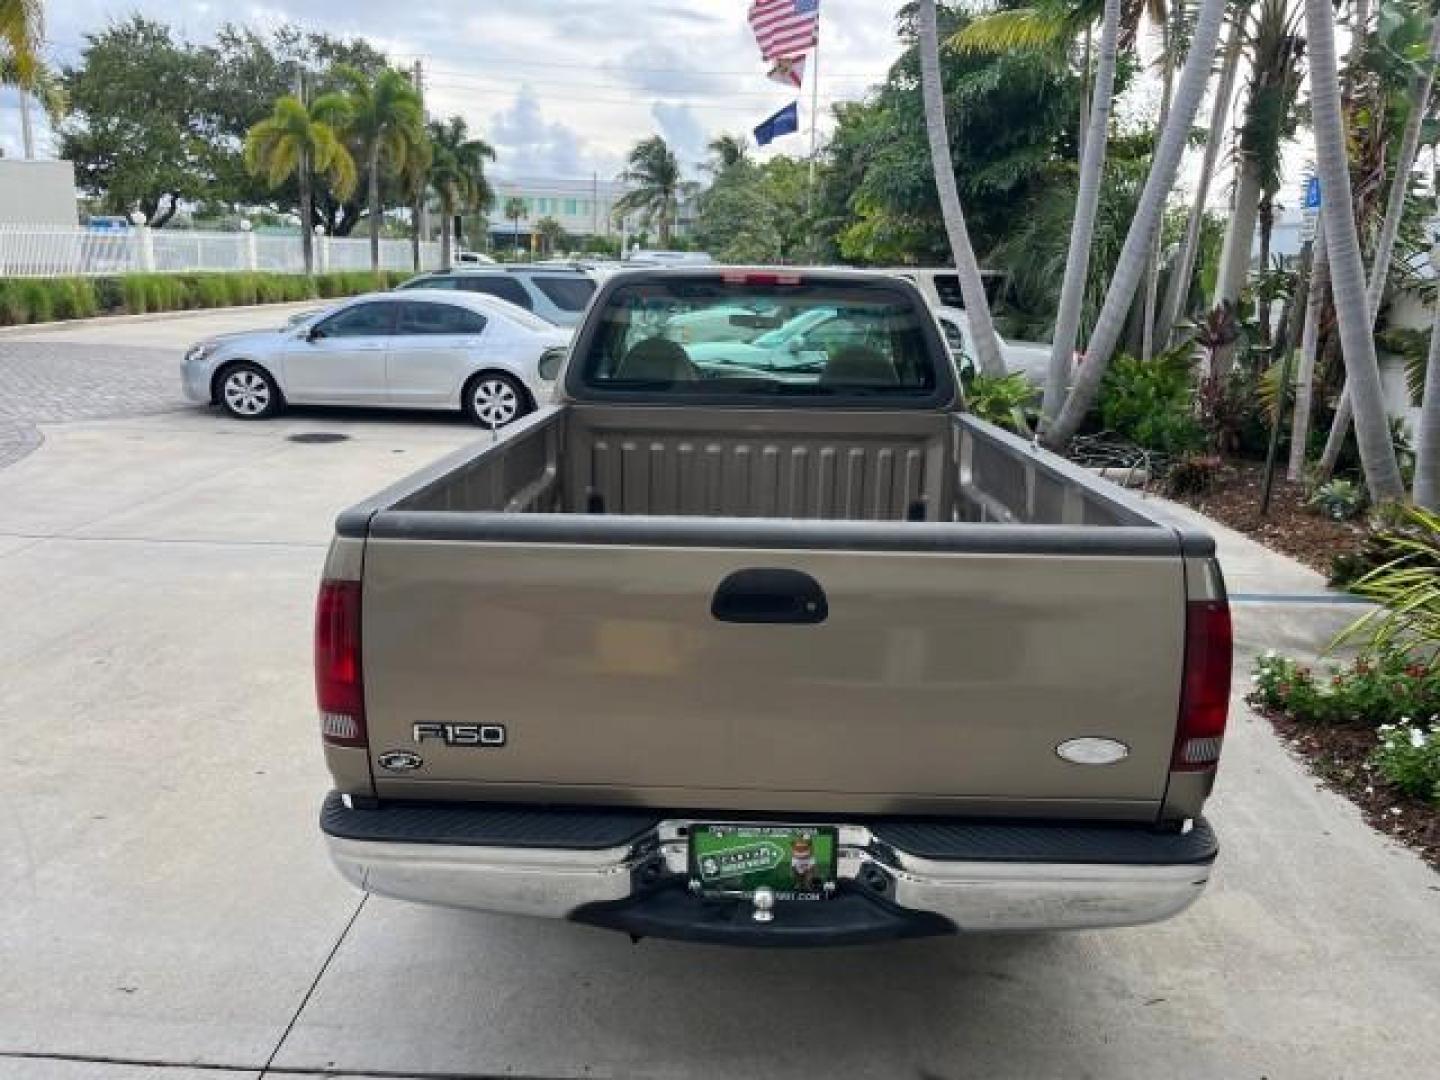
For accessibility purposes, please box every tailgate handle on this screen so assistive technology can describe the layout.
[711,568,828,625]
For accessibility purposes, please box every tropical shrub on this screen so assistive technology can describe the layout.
[1308,478,1366,521]
[1372,721,1440,802]
[1341,505,1440,660]
[964,371,1038,433]
[1251,649,1440,728]
[1165,453,1223,497]
[1097,349,1204,456]
[0,271,412,325]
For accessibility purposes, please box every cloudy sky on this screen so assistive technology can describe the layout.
[15,0,908,178]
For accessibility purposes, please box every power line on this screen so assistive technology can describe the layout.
[390,52,888,79]
[413,67,875,98]
[421,77,848,114]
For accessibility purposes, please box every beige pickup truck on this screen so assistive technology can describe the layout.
[316,268,1231,946]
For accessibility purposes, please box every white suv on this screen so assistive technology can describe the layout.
[398,267,597,327]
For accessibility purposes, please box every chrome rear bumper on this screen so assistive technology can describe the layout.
[324,799,1215,942]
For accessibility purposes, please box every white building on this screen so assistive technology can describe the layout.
[0,159,79,227]
[484,176,631,248]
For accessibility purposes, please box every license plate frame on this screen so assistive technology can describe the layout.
[688,824,838,901]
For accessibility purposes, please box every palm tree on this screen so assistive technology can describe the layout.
[336,66,424,271]
[1415,254,1440,507]
[245,94,357,275]
[1316,3,1440,479]
[1139,0,1182,362]
[427,117,495,271]
[0,53,64,159]
[1158,7,1248,344]
[504,196,529,254]
[1211,0,1305,325]
[403,134,433,273]
[1042,0,1121,424]
[1287,218,1327,481]
[705,134,750,174]
[1303,0,1404,501]
[918,0,1007,378]
[1044,0,1229,449]
[0,0,42,69]
[614,136,687,247]
[535,216,566,256]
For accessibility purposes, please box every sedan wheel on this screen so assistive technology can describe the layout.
[218,363,281,420]
[465,373,528,429]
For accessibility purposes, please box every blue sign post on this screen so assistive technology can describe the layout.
[1304,176,1321,210]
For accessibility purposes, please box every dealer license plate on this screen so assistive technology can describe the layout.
[688,824,838,901]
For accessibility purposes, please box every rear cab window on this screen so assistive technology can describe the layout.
[568,273,953,408]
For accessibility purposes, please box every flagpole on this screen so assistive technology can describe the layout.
[806,12,821,261]
[807,19,821,189]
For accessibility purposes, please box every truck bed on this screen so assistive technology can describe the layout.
[343,404,1162,530]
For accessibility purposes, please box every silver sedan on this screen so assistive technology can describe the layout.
[181,290,571,428]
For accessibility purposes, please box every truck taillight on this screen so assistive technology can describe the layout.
[1173,600,1232,771]
[316,579,366,748]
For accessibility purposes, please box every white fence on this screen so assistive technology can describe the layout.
[0,226,441,277]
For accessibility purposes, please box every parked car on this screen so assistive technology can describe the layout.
[933,306,1057,385]
[886,267,1006,311]
[316,267,1230,947]
[397,266,597,327]
[182,290,571,428]
[623,250,715,266]
[453,250,497,265]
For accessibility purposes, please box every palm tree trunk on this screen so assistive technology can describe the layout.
[299,152,314,276]
[1414,272,1440,507]
[19,86,34,160]
[440,196,454,271]
[1078,23,1093,169]
[1213,156,1263,308]
[918,0,1007,377]
[1314,5,1440,479]
[1256,194,1274,348]
[1042,0,1121,426]
[1288,218,1327,481]
[1045,0,1229,449]
[368,142,382,272]
[411,190,423,273]
[1141,2,1179,363]
[1305,0,1405,502]
[1159,11,1245,345]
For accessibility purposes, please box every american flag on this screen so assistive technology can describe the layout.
[748,0,820,62]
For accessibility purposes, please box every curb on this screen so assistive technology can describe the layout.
[0,300,321,337]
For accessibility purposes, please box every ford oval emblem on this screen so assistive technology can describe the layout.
[1055,737,1130,765]
[378,750,423,772]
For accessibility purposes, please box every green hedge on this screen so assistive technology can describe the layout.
[0,271,414,326]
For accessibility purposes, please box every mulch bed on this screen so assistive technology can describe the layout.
[1265,710,1440,873]
[1172,459,1367,577]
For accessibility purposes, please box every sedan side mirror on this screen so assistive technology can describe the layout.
[305,325,325,342]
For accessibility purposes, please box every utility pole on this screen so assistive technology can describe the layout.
[592,171,599,243]
[413,60,431,246]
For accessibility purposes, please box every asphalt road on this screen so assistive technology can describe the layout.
[1,308,1437,1079]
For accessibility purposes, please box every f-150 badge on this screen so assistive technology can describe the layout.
[412,723,507,747]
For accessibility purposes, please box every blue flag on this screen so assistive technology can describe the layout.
[754,101,800,147]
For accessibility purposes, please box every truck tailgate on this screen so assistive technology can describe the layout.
[360,538,1185,820]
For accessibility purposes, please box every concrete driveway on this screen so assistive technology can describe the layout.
[1,309,1437,1079]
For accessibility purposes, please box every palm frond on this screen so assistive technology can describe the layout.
[949,9,1072,57]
